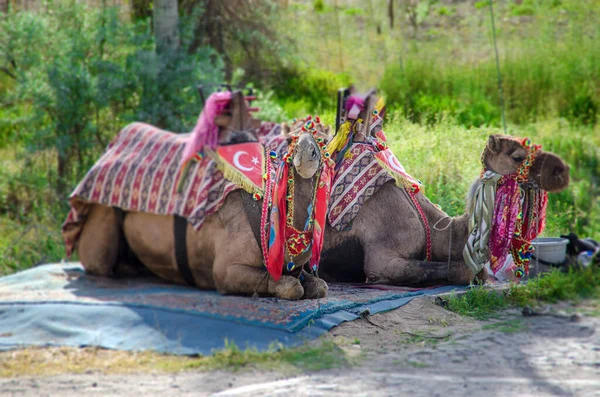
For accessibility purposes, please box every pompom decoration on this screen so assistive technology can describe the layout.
[514,268,525,278]
[375,141,387,151]
[253,193,262,201]
[269,151,277,160]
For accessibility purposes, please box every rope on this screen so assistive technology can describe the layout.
[489,0,508,135]
[252,271,269,298]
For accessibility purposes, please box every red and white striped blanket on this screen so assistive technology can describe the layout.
[62,121,283,256]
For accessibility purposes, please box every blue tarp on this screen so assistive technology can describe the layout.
[0,263,464,355]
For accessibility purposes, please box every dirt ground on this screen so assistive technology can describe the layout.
[1,297,599,397]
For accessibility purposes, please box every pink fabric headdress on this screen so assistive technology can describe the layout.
[180,91,232,168]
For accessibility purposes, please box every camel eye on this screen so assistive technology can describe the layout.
[311,147,317,159]
[512,156,525,163]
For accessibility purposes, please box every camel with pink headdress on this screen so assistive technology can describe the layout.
[62,91,333,300]
[320,89,571,286]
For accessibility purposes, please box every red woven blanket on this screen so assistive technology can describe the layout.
[62,122,280,256]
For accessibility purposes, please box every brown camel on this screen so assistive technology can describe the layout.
[319,93,570,287]
[71,112,331,300]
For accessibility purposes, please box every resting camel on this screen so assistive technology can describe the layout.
[64,93,331,300]
[319,91,570,286]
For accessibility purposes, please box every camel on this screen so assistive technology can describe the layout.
[319,91,570,286]
[65,94,331,300]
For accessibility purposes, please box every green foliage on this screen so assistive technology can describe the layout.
[510,2,536,17]
[481,319,526,333]
[1,3,222,195]
[437,6,455,17]
[313,0,325,13]
[271,67,351,113]
[475,1,490,10]
[445,266,600,319]
[182,339,349,371]
[508,267,600,306]
[445,288,508,320]
[275,0,599,128]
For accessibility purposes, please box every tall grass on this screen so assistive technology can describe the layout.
[276,0,600,127]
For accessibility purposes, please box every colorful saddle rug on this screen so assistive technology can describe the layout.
[256,121,287,157]
[62,122,277,256]
[328,142,422,231]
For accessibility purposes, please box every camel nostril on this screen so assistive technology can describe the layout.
[311,147,317,159]
[553,165,566,176]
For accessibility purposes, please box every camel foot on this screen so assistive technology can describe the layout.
[300,271,328,299]
[273,276,305,300]
[448,263,476,285]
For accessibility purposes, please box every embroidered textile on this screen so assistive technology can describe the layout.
[328,143,415,231]
[62,122,262,256]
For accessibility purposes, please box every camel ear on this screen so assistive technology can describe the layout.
[487,134,502,155]
[281,123,291,137]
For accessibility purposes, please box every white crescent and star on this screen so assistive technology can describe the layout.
[233,151,259,172]
[387,153,406,173]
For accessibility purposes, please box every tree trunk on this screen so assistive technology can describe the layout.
[154,0,179,54]
[0,0,9,13]
[388,0,394,29]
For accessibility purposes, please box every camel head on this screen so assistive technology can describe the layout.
[482,134,570,193]
[282,117,331,178]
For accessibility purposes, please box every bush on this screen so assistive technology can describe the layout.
[271,67,351,113]
[1,3,223,196]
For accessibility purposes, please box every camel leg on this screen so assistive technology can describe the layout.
[78,204,123,277]
[213,261,305,300]
[364,246,476,287]
[300,270,328,299]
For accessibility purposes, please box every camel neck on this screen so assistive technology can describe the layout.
[291,168,315,231]
[416,194,470,261]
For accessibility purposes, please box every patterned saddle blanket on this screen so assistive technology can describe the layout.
[62,121,283,256]
[328,142,421,231]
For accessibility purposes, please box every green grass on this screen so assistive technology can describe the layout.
[445,287,508,320]
[191,339,350,372]
[507,266,600,306]
[397,330,453,347]
[445,266,600,320]
[0,340,351,377]
[482,319,527,334]
[277,0,600,127]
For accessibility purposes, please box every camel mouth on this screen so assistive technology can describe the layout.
[293,134,322,179]
[530,152,571,193]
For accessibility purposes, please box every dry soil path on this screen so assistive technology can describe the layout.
[1,298,599,397]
